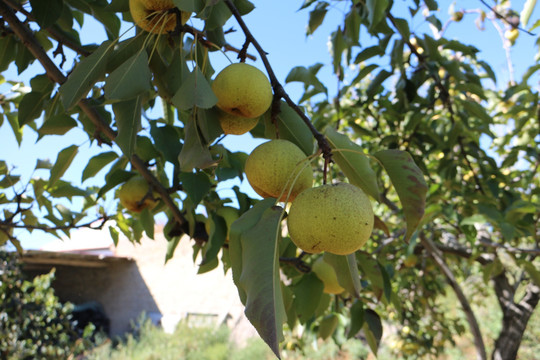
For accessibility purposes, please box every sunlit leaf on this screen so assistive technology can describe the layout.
[373,149,427,242]
[229,199,286,359]
[104,51,151,100]
[48,145,78,187]
[325,127,379,200]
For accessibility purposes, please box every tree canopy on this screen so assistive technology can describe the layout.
[0,0,539,359]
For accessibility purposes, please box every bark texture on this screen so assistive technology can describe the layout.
[492,273,540,360]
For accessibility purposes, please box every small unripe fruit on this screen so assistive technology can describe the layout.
[245,140,312,202]
[505,28,519,44]
[212,63,273,119]
[287,183,374,255]
[118,176,158,213]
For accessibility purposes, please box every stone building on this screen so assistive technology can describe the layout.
[21,226,257,343]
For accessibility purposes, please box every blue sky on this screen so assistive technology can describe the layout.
[1,1,538,249]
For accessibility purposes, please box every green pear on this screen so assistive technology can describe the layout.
[245,139,312,202]
[287,183,374,255]
[118,176,158,213]
[212,63,273,119]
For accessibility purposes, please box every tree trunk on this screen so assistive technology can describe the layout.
[492,273,540,360]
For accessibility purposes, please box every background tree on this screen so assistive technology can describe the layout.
[0,0,538,359]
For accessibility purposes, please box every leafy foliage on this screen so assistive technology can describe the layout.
[0,251,94,359]
[0,0,539,359]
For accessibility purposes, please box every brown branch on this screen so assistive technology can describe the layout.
[0,2,187,229]
[420,233,487,360]
[223,0,333,163]
[1,215,109,232]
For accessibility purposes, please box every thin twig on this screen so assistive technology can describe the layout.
[223,0,333,163]
[0,2,188,229]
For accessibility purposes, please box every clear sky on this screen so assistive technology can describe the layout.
[1,0,538,249]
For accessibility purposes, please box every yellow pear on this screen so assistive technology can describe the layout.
[211,63,273,119]
[218,110,259,135]
[118,176,158,213]
[129,0,190,34]
[312,257,345,295]
[287,183,373,255]
[245,139,312,202]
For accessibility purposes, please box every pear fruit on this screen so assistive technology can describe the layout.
[245,139,312,202]
[118,176,158,213]
[212,63,273,119]
[287,183,374,255]
[312,257,345,295]
[129,0,190,34]
[218,110,259,135]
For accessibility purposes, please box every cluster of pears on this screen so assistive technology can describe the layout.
[129,0,191,34]
[211,63,273,135]
[244,139,374,256]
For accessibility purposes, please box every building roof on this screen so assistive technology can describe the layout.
[21,250,133,270]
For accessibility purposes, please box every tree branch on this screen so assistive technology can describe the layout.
[420,233,487,360]
[0,2,188,230]
[223,0,333,163]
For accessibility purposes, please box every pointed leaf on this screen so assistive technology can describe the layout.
[366,0,388,29]
[173,0,205,13]
[30,0,63,28]
[178,116,215,172]
[179,171,212,205]
[347,300,365,338]
[38,114,77,137]
[171,68,218,110]
[229,199,286,359]
[59,41,113,109]
[323,253,361,298]
[82,151,118,182]
[374,149,427,242]
[18,92,47,126]
[325,127,379,200]
[48,145,78,187]
[113,97,142,157]
[363,309,383,354]
[104,51,151,100]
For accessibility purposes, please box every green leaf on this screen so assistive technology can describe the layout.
[48,183,89,198]
[59,41,113,109]
[82,151,118,182]
[521,0,537,27]
[307,3,328,35]
[150,124,182,166]
[347,300,365,338]
[30,0,63,28]
[38,114,77,137]
[178,116,215,172]
[229,199,286,359]
[323,253,361,298]
[363,309,383,354]
[112,97,142,157]
[18,92,47,127]
[173,0,205,13]
[356,252,385,300]
[318,313,339,340]
[325,127,379,200]
[366,69,392,98]
[179,172,211,205]
[200,213,226,266]
[6,113,23,145]
[140,208,155,239]
[292,272,324,323]
[366,0,388,30]
[262,101,314,156]
[171,68,218,110]
[104,51,151,100]
[373,149,427,242]
[49,145,79,187]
